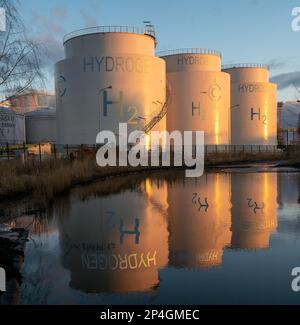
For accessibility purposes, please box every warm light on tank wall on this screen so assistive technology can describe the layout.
[263,173,269,203]
[214,105,220,145]
[215,173,221,213]
[264,122,268,142]
[145,134,151,151]
[215,120,220,144]
[145,178,153,196]
[264,99,268,142]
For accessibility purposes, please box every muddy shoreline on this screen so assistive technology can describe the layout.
[0,228,29,305]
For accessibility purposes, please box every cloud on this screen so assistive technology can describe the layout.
[29,10,66,66]
[34,34,64,66]
[267,58,288,70]
[80,9,98,28]
[270,71,300,90]
[32,12,66,34]
[52,6,67,19]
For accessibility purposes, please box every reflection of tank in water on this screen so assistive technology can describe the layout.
[231,173,277,249]
[167,173,232,268]
[277,173,300,208]
[58,183,168,293]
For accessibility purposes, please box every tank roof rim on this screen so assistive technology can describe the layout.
[0,106,16,113]
[63,25,156,44]
[157,48,222,58]
[0,106,25,117]
[222,63,269,70]
[25,107,56,117]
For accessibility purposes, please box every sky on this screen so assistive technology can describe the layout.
[19,0,300,102]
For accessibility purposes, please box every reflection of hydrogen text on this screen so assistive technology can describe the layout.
[81,251,157,270]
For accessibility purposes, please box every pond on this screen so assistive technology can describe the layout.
[1,168,300,305]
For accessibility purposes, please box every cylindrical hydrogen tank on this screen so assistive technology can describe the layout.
[25,107,56,144]
[222,64,277,145]
[55,26,166,145]
[167,173,232,268]
[231,173,277,249]
[160,49,231,145]
[0,106,25,145]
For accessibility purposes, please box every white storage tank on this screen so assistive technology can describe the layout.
[160,49,231,145]
[25,107,56,144]
[0,106,25,145]
[55,26,166,145]
[222,64,277,145]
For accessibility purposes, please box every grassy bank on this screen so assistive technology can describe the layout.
[0,158,159,201]
[0,148,297,201]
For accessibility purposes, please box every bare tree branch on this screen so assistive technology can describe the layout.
[0,0,44,102]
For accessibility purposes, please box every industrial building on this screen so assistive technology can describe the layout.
[55,26,167,145]
[25,107,56,144]
[160,49,231,145]
[9,91,56,114]
[222,64,277,145]
[0,106,25,145]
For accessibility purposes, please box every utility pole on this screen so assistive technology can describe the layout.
[277,102,284,146]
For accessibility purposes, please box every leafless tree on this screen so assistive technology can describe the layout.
[0,0,44,103]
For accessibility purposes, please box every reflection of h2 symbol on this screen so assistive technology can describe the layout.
[247,198,265,214]
[0,267,6,292]
[119,219,140,244]
[192,193,209,212]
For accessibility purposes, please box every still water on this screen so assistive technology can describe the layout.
[2,168,300,305]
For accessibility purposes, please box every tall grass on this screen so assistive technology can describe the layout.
[0,147,294,201]
[0,158,155,201]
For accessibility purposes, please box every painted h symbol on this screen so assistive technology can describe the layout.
[192,102,201,116]
[0,267,6,292]
[251,108,261,121]
[119,219,140,244]
[102,90,123,117]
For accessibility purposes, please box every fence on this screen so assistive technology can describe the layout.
[0,143,97,162]
[0,143,296,163]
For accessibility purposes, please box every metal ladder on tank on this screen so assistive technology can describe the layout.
[142,85,171,134]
